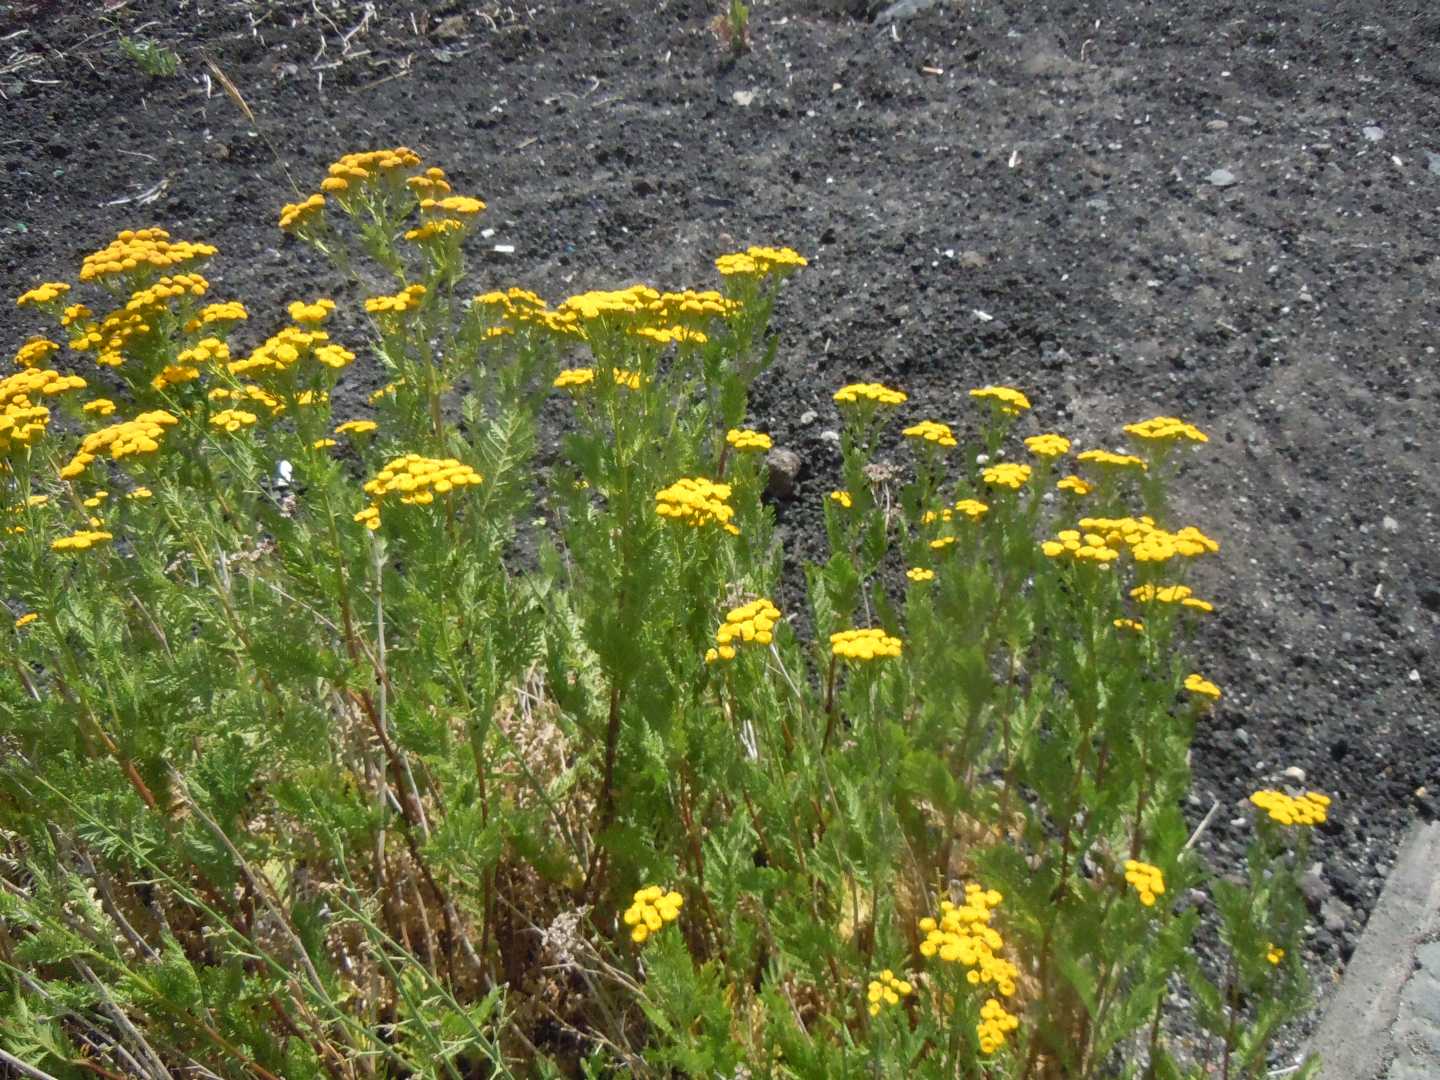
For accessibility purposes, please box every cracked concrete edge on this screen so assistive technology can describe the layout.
[1307,820,1440,1080]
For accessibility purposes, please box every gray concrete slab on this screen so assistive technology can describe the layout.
[1309,822,1440,1080]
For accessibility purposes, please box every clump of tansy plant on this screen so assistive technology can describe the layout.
[623,885,683,943]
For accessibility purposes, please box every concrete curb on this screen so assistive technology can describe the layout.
[1308,821,1440,1079]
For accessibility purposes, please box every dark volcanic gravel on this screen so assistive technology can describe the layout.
[2,0,1438,1054]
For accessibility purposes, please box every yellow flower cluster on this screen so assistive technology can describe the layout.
[51,528,113,553]
[1040,529,1121,565]
[0,368,86,454]
[16,281,70,308]
[969,385,1030,416]
[14,337,59,368]
[369,379,404,404]
[151,364,201,392]
[354,454,484,529]
[654,477,739,535]
[406,166,452,200]
[1113,617,1145,633]
[83,399,115,417]
[365,283,428,317]
[124,273,209,311]
[726,428,772,452]
[14,612,38,629]
[287,299,336,324]
[1267,944,1285,965]
[68,308,152,368]
[829,490,853,508]
[830,627,902,661]
[1129,583,1215,613]
[78,228,216,283]
[1184,673,1221,700]
[1123,860,1166,906]
[228,325,352,379]
[918,885,1018,997]
[420,194,485,217]
[1077,449,1147,471]
[318,147,423,196]
[209,385,284,417]
[713,245,808,277]
[1249,790,1331,827]
[404,218,466,243]
[210,409,258,433]
[906,567,935,582]
[866,969,914,1017]
[553,367,644,392]
[60,410,178,479]
[60,303,91,327]
[335,419,377,437]
[1125,416,1209,444]
[279,194,326,231]
[705,598,781,663]
[632,324,708,345]
[623,885,683,944]
[978,998,1021,1055]
[903,420,957,448]
[176,337,231,367]
[834,382,907,407]
[1057,474,1093,496]
[982,462,1032,490]
[186,300,248,330]
[1024,433,1071,458]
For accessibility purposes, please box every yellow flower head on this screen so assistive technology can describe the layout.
[279,194,326,232]
[982,462,1032,490]
[51,528,114,553]
[1077,449,1147,471]
[1184,673,1221,701]
[1249,790,1331,827]
[1124,416,1209,445]
[79,229,217,283]
[833,382,907,407]
[17,281,71,308]
[715,245,808,278]
[14,612,38,629]
[1058,474,1093,496]
[705,598,782,663]
[829,490,853,509]
[902,420,958,448]
[969,385,1031,416]
[14,337,60,369]
[917,885,1018,1000]
[288,298,336,325]
[978,998,1021,1055]
[953,498,990,521]
[866,969,914,1017]
[906,567,935,582]
[210,409,258,433]
[335,419,378,437]
[1129,583,1215,612]
[59,410,177,479]
[1123,860,1166,907]
[726,428,772,453]
[622,885,683,944]
[830,627,902,661]
[1266,944,1285,965]
[654,477,739,535]
[1024,433,1071,458]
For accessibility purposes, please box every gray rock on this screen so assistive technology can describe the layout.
[1427,151,1440,176]
[1363,125,1385,142]
[873,0,942,26]
[798,409,818,426]
[765,448,803,500]
[1206,119,1230,131]
[1301,863,1332,908]
[431,14,467,42]
[819,429,841,445]
[1283,766,1308,783]
[1206,168,1238,187]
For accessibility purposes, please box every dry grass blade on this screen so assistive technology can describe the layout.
[199,51,297,193]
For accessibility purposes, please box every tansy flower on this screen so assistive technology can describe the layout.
[127,487,152,500]
[833,382,906,407]
[1024,433,1071,458]
[14,612,38,629]
[1113,617,1145,633]
[288,298,336,325]
[51,528,113,553]
[1123,860,1166,907]
[978,998,1021,1055]
[902,420,957,448]
[654,477,739,535]
[1267,944,1285,965]
[906,567,935,582]
[830,627,902,661]
[14,337,59,369]
[312,438,338,449]
[705,598,781,663]
[1184,673,1221,700]
[1129,583,1215,612]
[917,885,1017,996]
[714,246,808,277]
[83,399,117,418]
[969,385,1030,416]
[866,970,914,1017]
[210,409,257,433]
[725,428,772,452]
[1077,448,1147,471]
[335,419,378,437]
[16,281,71,308]
[1250,790,1331,827]
[369,379,404,403]
[953,498,989,521]
[279,193,326,232]
[622,885,683,944]
[982,462,1031,490]
[829,490,853,508]
[1125,416,1209,445]
[1058,474,1093,495]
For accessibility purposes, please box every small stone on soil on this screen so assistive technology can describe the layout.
[1206,168,1237,187]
